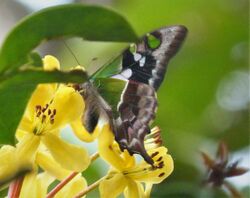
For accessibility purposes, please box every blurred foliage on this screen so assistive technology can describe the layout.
[0,0,249,197]
[117,1,249,197]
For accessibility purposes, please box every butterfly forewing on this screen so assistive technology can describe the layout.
[119,25,187,89]
[88,25,187,164]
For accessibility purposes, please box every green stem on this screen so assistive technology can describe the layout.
[73,176,105,198]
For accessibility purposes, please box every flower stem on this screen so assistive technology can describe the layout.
[8,176,24,198]
[46,152,99,198]
[73,176,105,198]
[46,172,78,198]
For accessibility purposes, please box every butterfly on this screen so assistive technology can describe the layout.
[76,25,187,165]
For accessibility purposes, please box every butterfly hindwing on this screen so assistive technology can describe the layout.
[88,25,187,164]
[114,81,157,164]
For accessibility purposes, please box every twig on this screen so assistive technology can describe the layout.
[8,176,24,198]
[46,152,99,198]
[73,177,105,198]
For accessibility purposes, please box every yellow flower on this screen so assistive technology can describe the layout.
[98,126,174,198]
[16,55,90,173]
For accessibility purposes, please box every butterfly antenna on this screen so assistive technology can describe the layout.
[63,40,81,66]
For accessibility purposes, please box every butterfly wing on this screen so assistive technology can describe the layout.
[92,78,157,164]
[91,25,187,89]
[91,25,187,164]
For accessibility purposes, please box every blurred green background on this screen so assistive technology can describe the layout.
[0,0,249,197]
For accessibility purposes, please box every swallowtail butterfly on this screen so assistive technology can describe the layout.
[76,25,187,165]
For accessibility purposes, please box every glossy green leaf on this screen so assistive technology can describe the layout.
[0,4,138,73]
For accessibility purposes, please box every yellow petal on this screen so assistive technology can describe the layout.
[71,117,99,142]
[15,129,29,142]
[43,55,61,93]
[145,183,153,198]
[16,133,40,163]
[19,172,54,198]
[48,85,84,130]
[71,65,86,72]
[124,179,142,198]
[24,84,56,121]
[98,124,127,171]
[17,116,33,137]
[122,149,136,169]
[55,174,87,198]
[36,151,71,180]
[42,133,90,172]
[43,55,60,71]
[126,147,174,184]
[0,146,19,187]
[19,172,39,198]
[37,172,55,197]
[99,172,127,198]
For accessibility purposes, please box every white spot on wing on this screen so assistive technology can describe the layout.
[121,69,132,78]
[139,56,146,67]
[134,53,142,61]
[111,69,132,81]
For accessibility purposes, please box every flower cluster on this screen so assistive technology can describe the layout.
[0,56,173,198]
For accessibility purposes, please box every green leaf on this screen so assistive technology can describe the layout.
[0,4,138,73]
[28,52,43,67]
[0,69,87,145]
[0,69,88,85]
